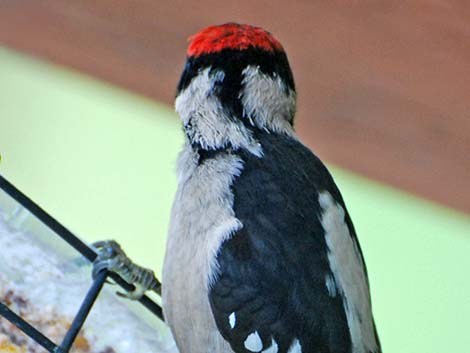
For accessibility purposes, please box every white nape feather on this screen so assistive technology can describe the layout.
[319,192,379,353]
[240,66,297,136]
[175,67,262,157]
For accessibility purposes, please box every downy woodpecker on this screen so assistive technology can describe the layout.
[94,23,381,353]
[162,23,381,353]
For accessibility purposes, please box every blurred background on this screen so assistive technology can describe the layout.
[0,1,469,352]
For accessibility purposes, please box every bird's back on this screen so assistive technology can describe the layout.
[209,131,381,353]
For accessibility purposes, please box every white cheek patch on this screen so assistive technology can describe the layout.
[244,331,263,352]
[319,191,379,353]
[240,65,296,136]
[175,67,262,157]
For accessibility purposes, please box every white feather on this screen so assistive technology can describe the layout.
[287,338,302,353]
[240,65,296,136]
[319,191,379,353]
[175,67,262,157]
[229,312,236,329]
[163,151,244,353]
[244,331,263,352]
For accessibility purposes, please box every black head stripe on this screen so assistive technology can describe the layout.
[176,47,295,97]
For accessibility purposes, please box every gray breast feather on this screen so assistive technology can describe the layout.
[162,146,244,353]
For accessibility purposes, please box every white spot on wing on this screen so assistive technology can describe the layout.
[229,312,236,329]
[319,191,379,353]
[287,338,302,353]
[245,331,263,352]
[262,338,279,353]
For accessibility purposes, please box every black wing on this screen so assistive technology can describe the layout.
[209,132,363,353]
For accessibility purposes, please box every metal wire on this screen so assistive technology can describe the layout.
[0,174,164,352]
[0,301,62,353]
[60,269,109,352]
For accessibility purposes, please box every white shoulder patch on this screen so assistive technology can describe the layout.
[319,191,379,353]
[245,331,263,352]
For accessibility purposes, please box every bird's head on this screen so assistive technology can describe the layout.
[175,23,297,154]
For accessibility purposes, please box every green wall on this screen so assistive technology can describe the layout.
[0,47,469,352]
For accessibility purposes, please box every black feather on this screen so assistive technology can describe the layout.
[208,132,374,353]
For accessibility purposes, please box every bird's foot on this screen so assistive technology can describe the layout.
[92,240,161,299]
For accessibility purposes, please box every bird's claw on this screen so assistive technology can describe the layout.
[91,239,162,300]
[91,240,125,280]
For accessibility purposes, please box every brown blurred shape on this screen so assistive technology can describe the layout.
[0,0,469,213]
